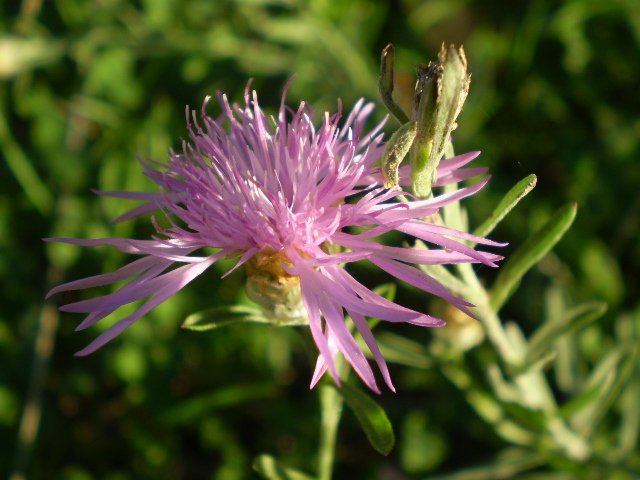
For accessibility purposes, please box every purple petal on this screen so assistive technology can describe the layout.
[349,310,395,392]
[74,257,216,356]
[299,269,341,385]
[326,265,446,327]
[433,167,489,186]
[46,255,162,298]
[369,256,476,317]
[62,251,224,313]
[317,293,379,393]
[437,151,481,173]
[333,232,504,266]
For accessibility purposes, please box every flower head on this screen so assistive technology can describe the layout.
[47,80,504,393]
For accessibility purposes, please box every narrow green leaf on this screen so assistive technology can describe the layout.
[561,343,632,421]
[518,349,557,376]
[335,382,395,455]
[501,402,546,431]
[473,174,537,241]
[464,390,537,446]
[526,301,607,364]
[181,305,271,331]
[491,202,577,311]
[253,454,316,480]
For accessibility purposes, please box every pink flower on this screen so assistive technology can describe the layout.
[47,81,503,393]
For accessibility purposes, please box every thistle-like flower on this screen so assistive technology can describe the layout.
[47,80,503,393]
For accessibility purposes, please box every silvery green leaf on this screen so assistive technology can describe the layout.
[381,120,417,188]
[491,202,577,312]
[569,344,638,438]
[526,301,607,364]
[463,389,537,445]
[473,174,538,242]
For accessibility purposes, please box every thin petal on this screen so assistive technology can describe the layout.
[46,255,161,298]
[437,151,481,173]
[349,310,395,392]
[318,293,379,393]
[369,256,476,317]
[74,257,216,356]
[62,251,224,313]
[333,232,504,266]
[298,267,340,384]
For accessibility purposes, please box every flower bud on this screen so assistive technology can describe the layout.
[410,44,471,198]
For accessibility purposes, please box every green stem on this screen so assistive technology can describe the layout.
[317,385,344,480]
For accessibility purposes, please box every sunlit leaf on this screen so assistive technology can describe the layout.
[491,202,577,311]
[0,111,53,216]
[464,390,537,446]
[472,174,537,241]
[400,411,447,473]
[335,382,395,455]
[501,402,545,431]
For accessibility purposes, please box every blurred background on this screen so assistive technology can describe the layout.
[1,0,639,479]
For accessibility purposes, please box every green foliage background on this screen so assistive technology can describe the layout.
[1,0,639,479]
